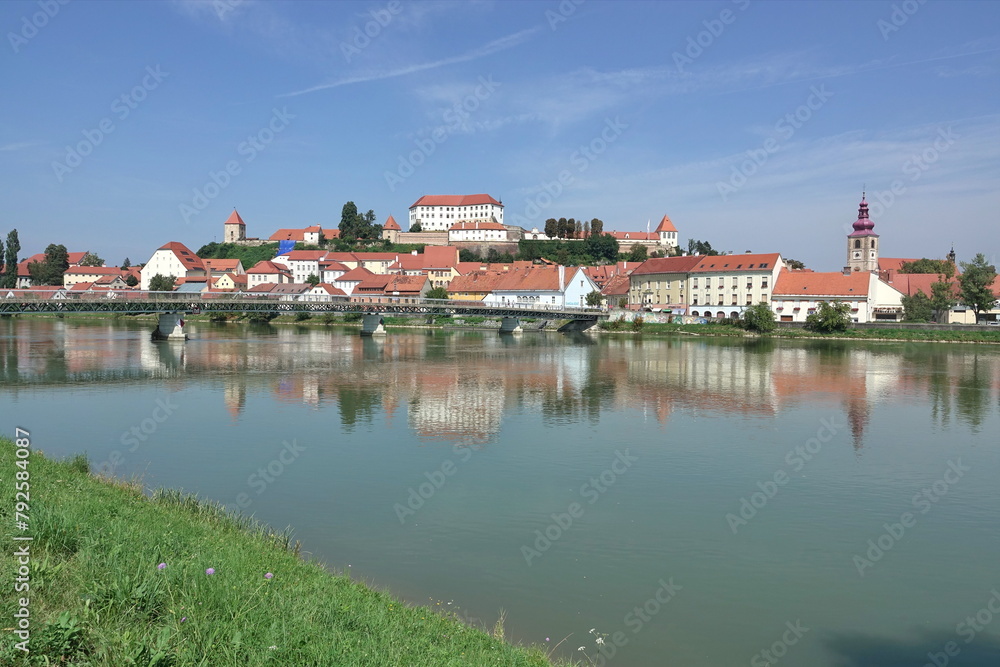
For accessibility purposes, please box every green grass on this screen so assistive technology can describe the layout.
[0,442,566,666]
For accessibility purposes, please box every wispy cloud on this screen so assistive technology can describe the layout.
[279,25,541,97]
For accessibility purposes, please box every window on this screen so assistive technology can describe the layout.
[854,240,861,249]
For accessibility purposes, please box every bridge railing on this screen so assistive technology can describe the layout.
[3,289,606,315]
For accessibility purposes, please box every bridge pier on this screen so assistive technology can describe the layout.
[360,314,386,336]
[558,318,598,333]
[153,312,188,341]
[499,317,523,334]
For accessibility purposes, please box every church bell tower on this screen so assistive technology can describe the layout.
[847,194,879,273]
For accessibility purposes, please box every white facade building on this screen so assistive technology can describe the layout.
[140,242,207,291]
[409,194,503,232]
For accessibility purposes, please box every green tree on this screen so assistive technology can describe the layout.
[544,218,558,238]
[900,258,955,277]
[627,244,648,262]
[687,239,719,256]
[340,201,360,240]
[741,302,777,333]
[556,217,569,239]
[27,244,69,286]
[409,221,422,233]
[590,218,603,236]
[3,229,20,288]
[901,290,933,322]
[0,237,4,287]
[585,290,603,307]
[574,219,582,239]
[930,279,956,323]
[957,254,998,323]
[121,257,131,270]
[147,274,177,291]
[805,301,852,333]
[306,273,320,286]
[426,286,449,300]
[585,233,620,264]
[785,258,806,270]
[78,252,104,267]
[125,275,139,287]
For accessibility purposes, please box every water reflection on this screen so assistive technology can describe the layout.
[1,319,999,446]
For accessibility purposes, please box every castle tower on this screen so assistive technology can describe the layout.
[382,215,401,243]
[655,214,679,250]
[847,195,879,273]
[224,209,246,244]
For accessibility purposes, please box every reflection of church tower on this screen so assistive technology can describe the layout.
[847,195,879,273]
[224,377,246,420]
[846,396,870,451]
[224,209,246,244]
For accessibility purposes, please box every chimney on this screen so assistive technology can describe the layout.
[559,264,565,289]
[842,266,852,276]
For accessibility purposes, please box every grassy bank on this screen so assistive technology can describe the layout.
[0,442,563,666]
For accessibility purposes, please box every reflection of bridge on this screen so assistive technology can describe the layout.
[2,291,605,338]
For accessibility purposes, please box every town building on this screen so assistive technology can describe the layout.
[203,259,245,277]
[846,195,880,273]
[482,265,599,309]
[140,242,207,290]
[771,270,904,323]
[381,215,401,243]
[688,253,784,319]
[246,260,293,288]
[627,255,704,311]
[409,194,504,232]
[279,250,327,283]
[448,220,508,243]
[63,266,124,288]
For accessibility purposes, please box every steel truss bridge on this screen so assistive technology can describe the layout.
[1,291,607,322]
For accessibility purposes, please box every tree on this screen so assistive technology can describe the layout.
[585,233,620,264]
[901,290,933,322]
[340,201,360,240]
[556,217,569,239]
[0,238,4,287]
[574,219,582,239]
[121,257,131,270]
[305,273,320,287]
[627,244,648,263]
[785,258,806,270]
[585,290,603,307]
[78,252,104,267]
[687,239,719,256]
[900,258,955,277]
[741,302,777,333]
[3,229,19,288]
[590,218,603,236]
[27,244,69,286]
[409,222,422,233]
[426,286,449,300]
[805,301,852,333]
[148,274,177,291]
[957,254,998,323]
[544,218,558,239]
[125,275,139,287]
[583,220,590,237]
[930,279,957,323]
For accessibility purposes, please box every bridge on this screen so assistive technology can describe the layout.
[1,290,606,338]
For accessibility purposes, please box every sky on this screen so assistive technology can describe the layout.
[2,0,998,271]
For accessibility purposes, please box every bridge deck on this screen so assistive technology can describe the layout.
[1,291,606,321]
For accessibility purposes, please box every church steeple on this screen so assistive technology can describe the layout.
[846,193,880,273]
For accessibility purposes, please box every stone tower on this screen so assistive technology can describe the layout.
[847,195,879,273]
[224,209,246,244]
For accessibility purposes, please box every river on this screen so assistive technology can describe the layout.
[2,317,999,666]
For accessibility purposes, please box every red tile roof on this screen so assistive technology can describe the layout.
[282,250,327,261]
[268,228,339,241]
[204,259,242,272]
[608,231,658,241]
[655,215,677,233]
[247,260,291,275]
[337,267,375,282]
[311,283,346,296]
[447,271,508,294]
[225,209,246,226]
[449,221,506,231]
[887,273,960,298]
[692,253,781,273]
[630,255,703,275]
[383,215,401,231]
[422,245,459,268]
[410,194,502,208]
[878,258,921,273]
[157,242,206,272]
[601,274,632,296]
[773,270,871,297]
[64,266,122,276]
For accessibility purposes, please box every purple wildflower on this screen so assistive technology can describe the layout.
[264,572,273,579]
[206,568,215,575]
[157,563,167,570]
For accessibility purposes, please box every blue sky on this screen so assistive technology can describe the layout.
[2,0,998,270]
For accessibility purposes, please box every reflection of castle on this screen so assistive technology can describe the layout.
[407,372,506,444]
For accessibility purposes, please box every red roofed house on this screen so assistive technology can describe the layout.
[409,194,503,232]
[627,255,704,311]
[203,259,245,277]
[334,267,374,296]
[279,250,327,283]
[224,209,247,243]
[689,253,784,319]
[448,220,508,243]
[63,265,124,288]
[353,274,429,303]
[246,260,293,288]
[319,259,349,284]
[304,284,347,301]
[140,242,207,291]
[268,226,339,244]
[483,265,599,309]
[771,270,905,323]
[381,215,402,243]
[12,251,88,288]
